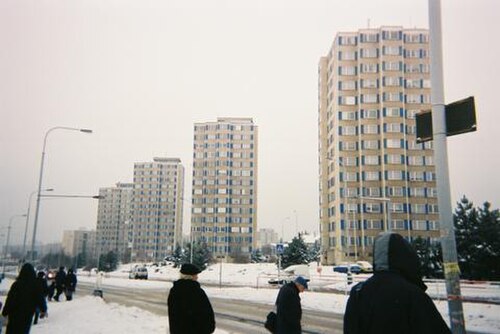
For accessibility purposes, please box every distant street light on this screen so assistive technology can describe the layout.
[3,214,27,273]
[31,126,93,261]
[23,188,54,260]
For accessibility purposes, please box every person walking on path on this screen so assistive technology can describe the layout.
[33,271,49,325]
[54,266,66,302]
[275,276,308,334]
[64,268,77,301]
[1,263,47,333]
[343,232,451,334]
[167,263,215,334]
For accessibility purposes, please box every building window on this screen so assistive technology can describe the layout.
[344,172,358,182]
[366,220,382,229]
[361,79,378,88]
[408,156,424,166]
[408,171,424,181]
[339,66,357,76]
[360,63,378,73]
[387,170,403,180]
[364,155,379,165]
[342,141,357,151]
[411,187,426,197]
[339,96,357,105]
[341,126,357,135]
[384,61,402,71]
[384,92,402,102]
[365,171,380,181]
[362,94,378,103]
[364,187,381,197]
[340,81,357,90]
[344,156,357,166]
[391,203,405,213]
[388,186,404,197]
[387,154,402,164]
[386,107,401,117]
[363,140,379,150]
[364,124,379,134]
[361,48,378,58]
[391,219,405,230]
[383,45,401,55]
[386,139,402,148]
[386,123,401,133]
[425,156,435,166]
[428,204,439,213]
[339,51,356,60]
[428,221,439,230]
[412,204,426,214]
[384,76,401,87]
[365,203,381,213]
[412,220,427,231]
[362,109,378,119]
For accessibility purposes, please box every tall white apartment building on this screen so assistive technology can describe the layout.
[318,27,440,265]
[61,229,96,260]
[257,228,279,249]
[192,118,258,260]
[95,182,133,259]
[132,157,184,261]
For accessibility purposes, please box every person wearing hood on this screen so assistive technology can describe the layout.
[343,232,451,334]
[1,263,47,333]
[64,268,77,301]
[167,263,215,334]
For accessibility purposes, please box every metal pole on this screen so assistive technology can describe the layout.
[2,223,12,274]
[428,1,465,332]
[31,127,92,262]
[23,191,37,259]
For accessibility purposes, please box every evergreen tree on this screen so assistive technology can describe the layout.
[98,251,118,272]
[411,237,443,278]
[453,196,480,279]
[280,235,309,269]
[182,241,213,271]
[171,244,184,268]
[476,202,500,280]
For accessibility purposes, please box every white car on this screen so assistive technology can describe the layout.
[356,261,373,273]
[129,266,148,280]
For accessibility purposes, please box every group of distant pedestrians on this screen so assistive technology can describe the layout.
[1,264,77,333]
[166,232,452,334]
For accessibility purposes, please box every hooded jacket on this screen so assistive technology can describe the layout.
[276,282,302,334]
[167,278,215,334]
[2,263,47,334]
[343,232,451,334]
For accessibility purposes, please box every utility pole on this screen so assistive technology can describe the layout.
[428,1,465,332]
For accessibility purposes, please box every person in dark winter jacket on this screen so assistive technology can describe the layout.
[64,268,77,301]
[167,263,215,334]
[33,271,49,325]
[275,276,308,334]
[1,263,47,333]
[344,232,451,334]
[54,266,66,302]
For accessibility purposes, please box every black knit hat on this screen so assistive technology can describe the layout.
[180,263,201,275]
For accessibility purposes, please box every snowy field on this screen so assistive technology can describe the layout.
[1,262,499,333]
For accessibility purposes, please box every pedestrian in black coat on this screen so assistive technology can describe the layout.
[33,271,49,325]
[344,232,451,334]
[64,268,77,301]
[1,263,47,333]
[54,266,66,302]
[167,263,215,334]
[275,276,308,334]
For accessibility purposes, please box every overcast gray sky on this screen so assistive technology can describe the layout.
[1,0,499,246]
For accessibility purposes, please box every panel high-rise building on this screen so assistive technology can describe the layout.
[132,157,184,261]
[95,182,133,260]
[192,118,258,260]
[318,27,439,265]
[61,229,96,260]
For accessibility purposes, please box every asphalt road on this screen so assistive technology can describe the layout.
[77,281,344,333]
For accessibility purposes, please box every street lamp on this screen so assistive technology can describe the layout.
[3,214,27,273]
[23,188,54,260]
[31,126,93,261]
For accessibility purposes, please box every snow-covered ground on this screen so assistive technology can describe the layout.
[1,262,500,333]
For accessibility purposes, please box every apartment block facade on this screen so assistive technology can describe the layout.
[95,182,133,259]
[131,158,185,261]
[192,118,258,260]
[61,229,96,260]
[318,27,440,265]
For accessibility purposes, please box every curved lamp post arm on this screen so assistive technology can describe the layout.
[31,127,92,261]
